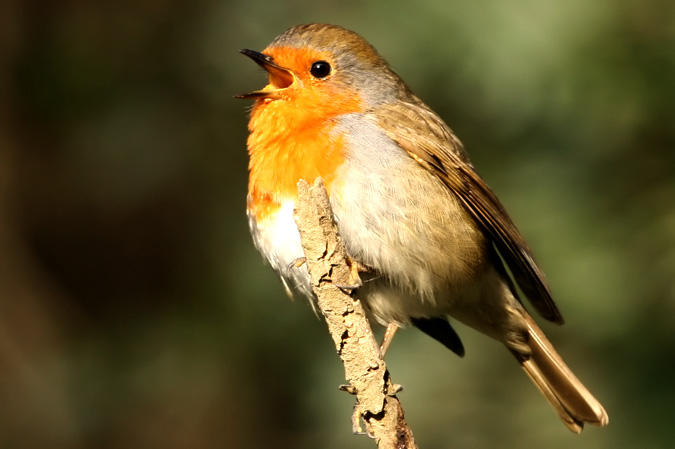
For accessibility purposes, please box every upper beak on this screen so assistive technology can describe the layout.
[235,49,295,99]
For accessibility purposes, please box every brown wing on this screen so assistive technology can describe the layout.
[376,99,564,324]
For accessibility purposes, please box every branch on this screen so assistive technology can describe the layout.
[294,178,417,449]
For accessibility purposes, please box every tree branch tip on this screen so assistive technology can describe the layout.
[339,384,358,395]
[388,384,404,396]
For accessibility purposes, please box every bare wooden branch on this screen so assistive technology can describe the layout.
[294,178,417,449]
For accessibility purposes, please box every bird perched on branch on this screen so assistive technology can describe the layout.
[237,23,608,433]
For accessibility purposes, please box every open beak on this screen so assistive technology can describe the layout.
[235,49,295,99]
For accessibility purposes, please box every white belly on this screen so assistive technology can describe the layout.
[248,200,313,301]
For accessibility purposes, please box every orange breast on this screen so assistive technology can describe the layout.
[246,74,364,221]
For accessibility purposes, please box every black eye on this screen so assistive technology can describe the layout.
[310,60,331,79]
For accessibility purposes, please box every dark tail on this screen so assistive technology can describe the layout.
[511,312,609,433]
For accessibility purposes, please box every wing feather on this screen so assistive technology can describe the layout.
[375,100,563,324]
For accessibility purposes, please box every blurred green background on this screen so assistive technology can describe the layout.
[1,0,674,448]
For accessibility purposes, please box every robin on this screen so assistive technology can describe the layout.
[237,23,608,433]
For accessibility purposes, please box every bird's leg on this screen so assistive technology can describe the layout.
[380,323,399,357]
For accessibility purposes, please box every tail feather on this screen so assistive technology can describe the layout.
[512,312,609,433]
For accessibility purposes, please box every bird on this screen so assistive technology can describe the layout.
[236,23,608,433]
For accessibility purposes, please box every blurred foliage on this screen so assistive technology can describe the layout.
[1,0,674,448]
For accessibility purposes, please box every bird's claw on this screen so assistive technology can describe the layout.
[334,256,373,292]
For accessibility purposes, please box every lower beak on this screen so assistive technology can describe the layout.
[235,49,295,99]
